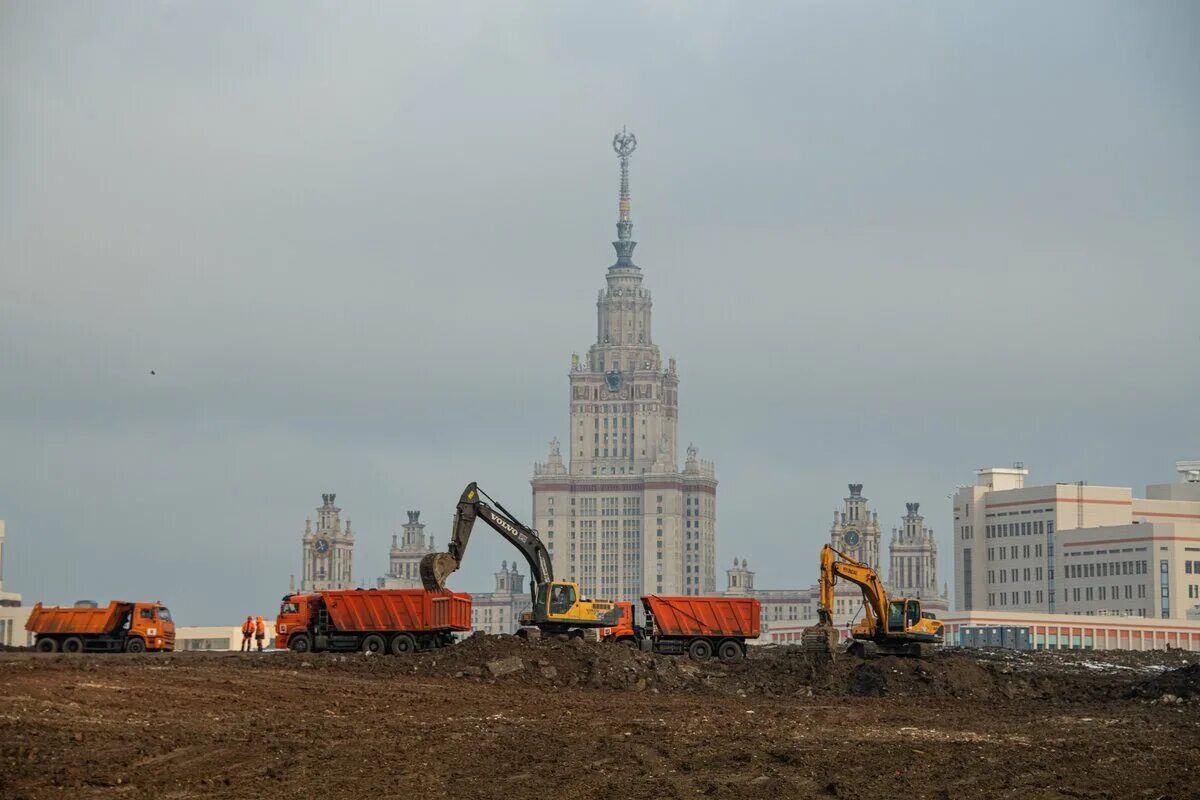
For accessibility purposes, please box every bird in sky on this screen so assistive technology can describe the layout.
[149,370,156,376]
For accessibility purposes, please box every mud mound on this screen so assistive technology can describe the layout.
[276,635,1152,704]
[732,647,1029,700]
[1130,663,1200,704]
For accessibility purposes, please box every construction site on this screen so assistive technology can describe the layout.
[2,638,1198,800]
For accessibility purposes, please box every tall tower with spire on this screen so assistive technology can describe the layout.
[532,131,717,603]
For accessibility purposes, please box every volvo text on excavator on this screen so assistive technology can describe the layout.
[802,544,944,658]
[420,482,622,636]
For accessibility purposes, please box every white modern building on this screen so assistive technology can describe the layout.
[953,461,1200,619]
[176,623,278,651]
[0,519,34,648]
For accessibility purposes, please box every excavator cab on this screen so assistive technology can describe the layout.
[527,580,622,633]
[546,583,576,615]
[886,599,922,633]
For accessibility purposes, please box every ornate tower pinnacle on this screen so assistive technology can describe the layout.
[611,127,638,269]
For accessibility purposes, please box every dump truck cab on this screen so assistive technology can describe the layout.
[275,593,314,650]
[599,601,637,642]
[129,603,175,652]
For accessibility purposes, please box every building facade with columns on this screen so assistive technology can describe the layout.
[531,131,717,605]
[469,561,534,635]
[300,493,355,592]
[889,502,941,602]
[378,511,436,589]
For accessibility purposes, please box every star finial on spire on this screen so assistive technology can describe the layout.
[611,127,638,269]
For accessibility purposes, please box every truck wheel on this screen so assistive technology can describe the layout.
[62,637,85,654]
[688,638,713,662]
[361,634,386,654]
[717,640,743,663]
[124,637,147,654]
[36,637,58,653]
[390,633,417,655]
[289,634,311,653]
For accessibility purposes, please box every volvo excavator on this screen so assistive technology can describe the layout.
[802,544,944,658]
[420,482,622,636]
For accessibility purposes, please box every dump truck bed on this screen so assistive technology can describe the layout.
[320,590,472,633]
[643,595,761,639]
[25,602,132,636]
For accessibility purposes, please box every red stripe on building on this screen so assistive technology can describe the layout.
[985,497,1132,509]
[1063,536,1200,547]
[1131,510,1200,520]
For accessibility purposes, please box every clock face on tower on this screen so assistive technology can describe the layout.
[843,529,861,548]
[315,538,330,555]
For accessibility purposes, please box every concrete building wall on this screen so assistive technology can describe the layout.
[760,610,1200,651]
[955,463,1200,619]
[939,611,1200,652]
[0,605,34,648]
[176,623,278,651]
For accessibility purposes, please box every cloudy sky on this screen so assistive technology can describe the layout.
[2,2,1197,623]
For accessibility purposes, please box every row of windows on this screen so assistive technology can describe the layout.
[1066,560,1146,579]
[987,520,1051,539]
[989,590,1045,606]
[989,544,1046,561]
[988,567,1045,584]
[1065,584,1147,602]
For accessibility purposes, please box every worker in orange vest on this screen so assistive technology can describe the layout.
[254,616,266,652]
[241,616,254,652]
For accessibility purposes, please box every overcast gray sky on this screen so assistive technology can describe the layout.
[2,2,1197,624]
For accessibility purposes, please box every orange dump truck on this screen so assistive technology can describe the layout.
[602,595,760,662]
[26,601,175,654]
[275,589,472,655]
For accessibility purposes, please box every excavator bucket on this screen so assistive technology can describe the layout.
[419,553,460,592]
[800,623,839,657]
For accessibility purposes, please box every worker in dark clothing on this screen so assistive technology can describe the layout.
[241,616,254,652]
[255,616,266,652]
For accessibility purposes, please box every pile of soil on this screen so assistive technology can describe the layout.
[266,634,1185,704]
[1129,662,1200,703]
[3,648,1199,800]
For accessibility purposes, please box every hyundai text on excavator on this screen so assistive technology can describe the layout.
[420,482,622,636]
[802,544,944,658]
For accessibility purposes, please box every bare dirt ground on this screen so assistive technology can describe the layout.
[2,638,1199,800]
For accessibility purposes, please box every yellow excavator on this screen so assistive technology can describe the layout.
[802,544,944,658]
[420,482,622,636]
